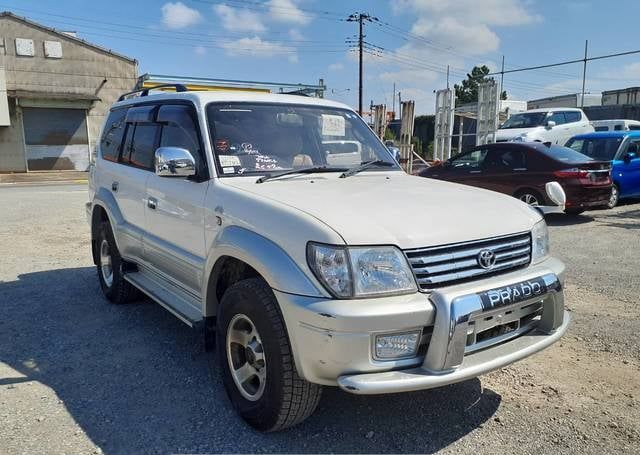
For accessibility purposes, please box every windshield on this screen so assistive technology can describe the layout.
[565,137,623,161]
[206,103,398,176]
[539,145,593,164]
[500,112,548,129]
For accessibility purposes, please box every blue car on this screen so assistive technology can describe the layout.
[565,131,640,207]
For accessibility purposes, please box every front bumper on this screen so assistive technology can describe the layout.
[275,256,567,392]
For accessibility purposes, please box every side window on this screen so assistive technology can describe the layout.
[487,149,527,170]
[158,104,206,175]
[100,108,127,162]
[450,149,488,169]
[594,126,609,132]
[614,124,623,131]
[547,112,566,125]
[129,124,161,170]
[564,111,581,123]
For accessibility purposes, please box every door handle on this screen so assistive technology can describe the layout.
[147,197,157,210]
[111,181,119,192]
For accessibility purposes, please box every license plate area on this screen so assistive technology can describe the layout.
[465,298,545,354]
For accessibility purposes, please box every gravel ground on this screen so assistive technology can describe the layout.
[0,184,638,454]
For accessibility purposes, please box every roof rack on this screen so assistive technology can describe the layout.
[118,83,188,102]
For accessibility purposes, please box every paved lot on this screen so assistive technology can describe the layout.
[1,184,639,454]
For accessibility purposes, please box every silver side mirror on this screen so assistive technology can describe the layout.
[545,181,566,207]
[546,120,556,129]
[155,147,196,177]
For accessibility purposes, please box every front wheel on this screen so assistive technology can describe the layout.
[216,278,322,432]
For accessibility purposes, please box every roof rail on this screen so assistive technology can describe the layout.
[118,83,188,102]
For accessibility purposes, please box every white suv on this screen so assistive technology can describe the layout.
[87,87,569,431]
[495,107,593,145]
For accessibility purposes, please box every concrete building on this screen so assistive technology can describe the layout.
[527,93,601,110]
[602,87,640,106]
[0,12,137,172]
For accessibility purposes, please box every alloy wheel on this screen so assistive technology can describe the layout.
[519,193,540,206]
[99,239,114,287]
[226,314,267,401]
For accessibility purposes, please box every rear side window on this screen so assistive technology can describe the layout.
[594,126,609,132]
[128,124,161,170]
[487,148,527,169]
[547,112,566,125]
[564,111,581,123]
[100,108,127,161]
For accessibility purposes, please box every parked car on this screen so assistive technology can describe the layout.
[495,108,593,145]
[419,142,612,215]
[591,119,640,132]
[384,140,401,162]
[87,87,569,431]
[565,131,640,207]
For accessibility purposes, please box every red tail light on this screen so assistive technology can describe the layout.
[554,168,611,185]
[553,168,588,179]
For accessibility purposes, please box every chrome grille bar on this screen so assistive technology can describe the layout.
[405,232,532,291]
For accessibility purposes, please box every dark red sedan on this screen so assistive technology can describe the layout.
[419,142,612,215]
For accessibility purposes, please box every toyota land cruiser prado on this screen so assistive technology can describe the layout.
[87,87,569,431]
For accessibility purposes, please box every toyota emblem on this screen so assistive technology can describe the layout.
[477,249,497,269]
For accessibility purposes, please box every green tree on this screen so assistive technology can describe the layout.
[454,65,507,104]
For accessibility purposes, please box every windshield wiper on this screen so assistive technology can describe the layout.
[256,166,348,183]
[339,159,395,178]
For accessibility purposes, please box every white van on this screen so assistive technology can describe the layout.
[590,119,640,132]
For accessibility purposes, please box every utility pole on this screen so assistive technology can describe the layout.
[392,82,396,119]
[499,55,505,99]
[347,13,374,116]
[580,40,588,108]
[446,65,450,89]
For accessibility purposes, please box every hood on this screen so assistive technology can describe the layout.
[495,126,543,141]
[222,172,540,249]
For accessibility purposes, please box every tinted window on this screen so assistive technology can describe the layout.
[158,105,201,155]
[450,149,488,169]
[500,112,547,129]
[547,112,566,125]
[594,126,608,132]
[564,111,581,123]
[565,137,622,161]
[614,124,623,131]
[539,145,592,164]
[487,148,527,169]
[629,125,640,130]
[128,124,160,170]
[100,109,127,161]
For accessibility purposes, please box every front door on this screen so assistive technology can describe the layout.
[615,140,640,198]
[143,104,209,297]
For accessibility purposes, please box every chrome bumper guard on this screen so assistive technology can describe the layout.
[338,273,568,395]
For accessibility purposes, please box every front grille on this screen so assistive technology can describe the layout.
[405,232,532,291]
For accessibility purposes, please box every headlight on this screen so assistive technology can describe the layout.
[307,243,417,298]
[531,219,549,263]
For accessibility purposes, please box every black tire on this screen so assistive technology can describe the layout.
[514,189,544,207]
[606,184,619,209]
[216,278,322,432]
[95,221,139,304]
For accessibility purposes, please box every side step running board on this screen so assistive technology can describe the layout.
[124,271,203,327]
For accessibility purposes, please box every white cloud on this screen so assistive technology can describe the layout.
[194,45,207,55]
[213,4,266,33]
[329,62,344,71]
[601,62,640,80]
[222,36,297,62]
[161,2,202,30]
[289,28,304,40]
[267,0,311,25]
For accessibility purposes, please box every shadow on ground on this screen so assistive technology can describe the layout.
[0,267,500,454]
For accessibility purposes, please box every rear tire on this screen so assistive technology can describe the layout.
[515,189,544,207]
[606,184,619,209]
[216,278,322,432]
[96,221,139,304]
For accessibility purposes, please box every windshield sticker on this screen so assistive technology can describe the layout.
[322,114,346,137]
[222,166,236,174]
[219,155,241,167]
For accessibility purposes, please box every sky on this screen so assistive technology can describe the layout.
[3,0,640,115]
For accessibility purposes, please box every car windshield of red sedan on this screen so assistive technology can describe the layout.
[500,112,548,129]
[540,145,593,163]
[565,137,623,161]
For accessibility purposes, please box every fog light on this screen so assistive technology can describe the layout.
[374,330,421,360]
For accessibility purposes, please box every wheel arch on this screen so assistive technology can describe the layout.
[89,188,125,265]
[202,226,325,318]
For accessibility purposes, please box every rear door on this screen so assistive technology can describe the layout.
[95,106,150,261]
[144,104,209,297]
[483,146,536,196]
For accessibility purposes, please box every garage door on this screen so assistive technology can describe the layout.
[22,107,90,171]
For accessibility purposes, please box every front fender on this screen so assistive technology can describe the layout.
[202,225,326,311]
